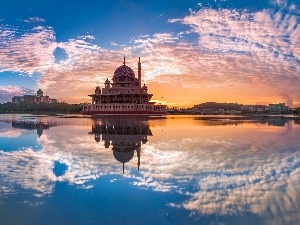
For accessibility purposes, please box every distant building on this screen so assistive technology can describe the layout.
[241,105,269,113]
[192,102,243,115]
[12,89,59,104]
[269,103,289,114]
[183,102,293,115]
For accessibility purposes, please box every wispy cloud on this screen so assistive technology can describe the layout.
[0,0,299,106]
[0,24,56,75]
[0,127,24,138]
[77,35,95,40]
[0,117,299,224]
[24,17,46,23]
[0,86,35,102]
[0,85,23,94]
[174,4,300,64]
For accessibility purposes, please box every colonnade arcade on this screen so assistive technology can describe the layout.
[92,94,150,104]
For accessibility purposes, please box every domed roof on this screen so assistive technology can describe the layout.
[37,89,43,94]
[113,149,134,163]
[114,65,135,78]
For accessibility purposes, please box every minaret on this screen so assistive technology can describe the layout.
[137,147,141,170]
[138,57,141,87]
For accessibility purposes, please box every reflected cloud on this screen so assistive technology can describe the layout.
[0,116,299,224]
[0,124,24,138]
[1,150,57,197]
[0,119,52,152]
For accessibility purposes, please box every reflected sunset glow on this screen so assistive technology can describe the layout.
[0,114,299,225]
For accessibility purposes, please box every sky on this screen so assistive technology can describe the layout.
[0,0,299,107]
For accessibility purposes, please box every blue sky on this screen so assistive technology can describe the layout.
[0,0,274,44]
[0,0,299,106]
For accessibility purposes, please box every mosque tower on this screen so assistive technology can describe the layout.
[138,57,141,87]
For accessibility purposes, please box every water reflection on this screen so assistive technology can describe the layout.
[0,115,299,225]
[192,115,299,127]
[0,120,54,152]
[53,161,68,177]
[89,118,152,173]
[12,121,51,137]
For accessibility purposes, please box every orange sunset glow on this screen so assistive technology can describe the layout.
[0,1,299,107]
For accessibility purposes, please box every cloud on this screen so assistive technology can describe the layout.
[172,3,300,63]
[0,86,35,102]
[24,17,46,23]
[130,1,300,106]
[0,85,23,94]
[0,1,299,106]
[77,35,95,40]
[0,23,56,75]
[280,92,293,106]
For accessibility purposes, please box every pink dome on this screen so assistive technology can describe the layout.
[113,65,135,79]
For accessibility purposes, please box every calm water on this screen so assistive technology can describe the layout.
[0,114,299,225]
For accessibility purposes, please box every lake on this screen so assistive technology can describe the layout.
[0,114,299,225]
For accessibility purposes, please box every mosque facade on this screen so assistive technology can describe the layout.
[81,57,166,115]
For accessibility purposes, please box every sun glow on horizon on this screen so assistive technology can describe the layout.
[0,0,299,107]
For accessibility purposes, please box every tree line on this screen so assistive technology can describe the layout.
[0,102,83,114]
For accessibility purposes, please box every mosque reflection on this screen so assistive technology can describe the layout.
[89,118,152,173]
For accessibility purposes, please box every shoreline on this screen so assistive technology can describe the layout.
[0,112,298,118]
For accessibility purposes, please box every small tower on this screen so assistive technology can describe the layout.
[104,78,110,88]
[138,57,141,87]
[142,83,148,93]
[95,86,101,94]
[37,89,43,97]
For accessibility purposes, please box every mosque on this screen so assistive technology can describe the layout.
[81,57,166,115]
